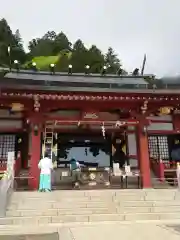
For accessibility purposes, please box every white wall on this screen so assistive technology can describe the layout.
[147,115,172,121]
[147,122,173,131]
[129,158,138,167]
[127,133,137,156]
[0,120,22,128]
[0,109,22,119]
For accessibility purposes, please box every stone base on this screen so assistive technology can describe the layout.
[0,232,59,240]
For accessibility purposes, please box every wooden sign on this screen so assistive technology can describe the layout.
[11,103,24,111]
[83,112,99,119]
[159,107,172,115]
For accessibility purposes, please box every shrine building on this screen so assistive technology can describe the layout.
[0,68,180,190]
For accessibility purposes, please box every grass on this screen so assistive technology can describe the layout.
[24,52,72,70]
[32,56,59,69]
[24,55,59,70]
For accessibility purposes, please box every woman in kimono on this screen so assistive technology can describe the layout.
[112,138,127,169]
[38,152,53,192]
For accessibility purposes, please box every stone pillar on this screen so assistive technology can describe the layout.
[28,114,42,190]
[136,125,151,188]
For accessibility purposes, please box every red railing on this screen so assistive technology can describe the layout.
[0,159,7,172]
[163,161,180,169]
[151,159,180,184]
[151,158,165,181]
[0,152,21,177]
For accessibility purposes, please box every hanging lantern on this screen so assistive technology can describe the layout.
[101,122,106,138]
[33,124,39,136]
[141,101,148,114]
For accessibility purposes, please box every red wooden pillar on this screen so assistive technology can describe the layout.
[136,125,151,188]
[173,114,180,132]
[28,115,42,190]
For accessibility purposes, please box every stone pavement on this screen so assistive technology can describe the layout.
[1,221,180,240]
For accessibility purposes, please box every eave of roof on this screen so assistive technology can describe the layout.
[1,82,180,95]
[4,71,149,84]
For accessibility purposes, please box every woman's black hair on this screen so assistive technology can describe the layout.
[44,152,49,158]
[70,158,76,162]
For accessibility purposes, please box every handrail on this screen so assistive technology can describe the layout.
[0,172,14,217]
[0,152,15,218]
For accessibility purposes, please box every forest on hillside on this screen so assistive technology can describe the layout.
[0,18,127,74]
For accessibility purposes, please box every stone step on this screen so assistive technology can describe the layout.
[7,202,118,211]
[10,197,180,206]
[6,206,152,217]
[2,212,180,225]
[3,190,180,226]
[7,199,180,210]
[11,189,178,197]
[6,205,180,217]
[10,189,180,201]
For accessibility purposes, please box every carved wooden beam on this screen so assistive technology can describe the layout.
[33,95,40,112]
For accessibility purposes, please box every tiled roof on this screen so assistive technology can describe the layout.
[5,71,149,85]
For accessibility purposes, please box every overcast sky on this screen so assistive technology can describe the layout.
[1,0,180,77]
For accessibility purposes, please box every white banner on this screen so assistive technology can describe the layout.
[6,152,15,179]
[176,163,180,189]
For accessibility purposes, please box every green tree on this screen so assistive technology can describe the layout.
[0,18,126,74]
[28,38,40,52]
[13,29,26,63]
[28,31,57,56]
[73,39,86,52]
[70,39,89,72]
[53,32,72,54]
[0,18,26,66]
[28,38,54,56]
[87,45,105,73]
[28,31,72,57]
[56,50,70,72]
[43,31,56,41]
[105,47,121,73]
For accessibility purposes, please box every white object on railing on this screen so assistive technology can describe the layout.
[113,163,122,176]
[125,165,132,176]
[176,162,180,189]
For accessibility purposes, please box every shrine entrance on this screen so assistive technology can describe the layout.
[56,133,112,168]
[41,119,141,189]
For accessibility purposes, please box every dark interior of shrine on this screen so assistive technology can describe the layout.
[56,133,112,168]
[53,132,128,169]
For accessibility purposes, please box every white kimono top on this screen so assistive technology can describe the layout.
[38,157,53,175]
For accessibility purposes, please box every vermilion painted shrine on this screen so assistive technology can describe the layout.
[0,69,180,190]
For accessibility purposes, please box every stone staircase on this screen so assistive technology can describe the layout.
[1,189,180,226]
